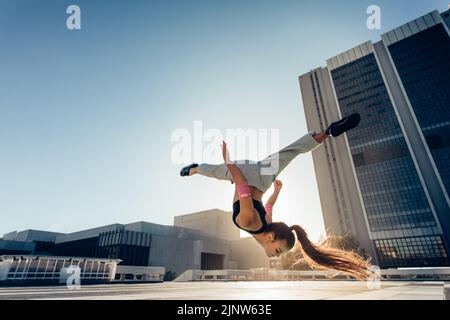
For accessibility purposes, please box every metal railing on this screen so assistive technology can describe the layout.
[0,255,120,285]
[175,267,450,282]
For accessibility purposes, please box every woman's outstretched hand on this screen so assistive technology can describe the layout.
[222,141,232,164]
[274,179,283,192]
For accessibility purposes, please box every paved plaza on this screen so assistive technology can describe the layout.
[0,281,445,300]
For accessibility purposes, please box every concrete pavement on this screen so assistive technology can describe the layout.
[0,281,445,300]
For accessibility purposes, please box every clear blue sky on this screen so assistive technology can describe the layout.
[1,0,448,240]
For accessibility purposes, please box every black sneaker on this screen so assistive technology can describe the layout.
[180,163,198,176]
[325,113,361,137]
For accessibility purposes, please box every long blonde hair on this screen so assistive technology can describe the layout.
[266,222,372,281]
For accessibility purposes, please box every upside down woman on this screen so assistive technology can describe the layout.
[180,113,372,280]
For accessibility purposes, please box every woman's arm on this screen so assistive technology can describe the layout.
[222,141,256,227]
[222,141,248,185]
[264,180,282,222]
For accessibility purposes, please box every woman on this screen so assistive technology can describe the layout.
[180,113,372,280]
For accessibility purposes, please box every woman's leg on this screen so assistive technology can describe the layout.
[259,130,329,178]
[258,112,361,180]
[191,114,359,191]
[190,162,266,191]
[189,132,329,190]
[186,132,329,193]
[190,163,233,182]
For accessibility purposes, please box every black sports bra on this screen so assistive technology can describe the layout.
[232,199,268,234]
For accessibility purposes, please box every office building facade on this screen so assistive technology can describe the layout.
[299,10,450,268]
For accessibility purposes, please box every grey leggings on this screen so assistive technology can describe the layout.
[197,131,321,193]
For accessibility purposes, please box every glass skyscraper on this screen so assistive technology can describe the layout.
[299,10,450,268]
[386,23,450,196]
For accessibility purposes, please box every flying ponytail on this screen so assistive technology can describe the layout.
[289,225,372,281]
[265,222,372,280]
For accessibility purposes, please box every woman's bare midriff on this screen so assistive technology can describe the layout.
[233,186,266,232]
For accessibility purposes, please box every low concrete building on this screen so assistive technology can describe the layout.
[3,230,63,243]
[0,239,35,255]
[174,208,240,240]
[114,265,165,283]
[228,237,270,270]
[1,230,63,256]
[2,209,270,279]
